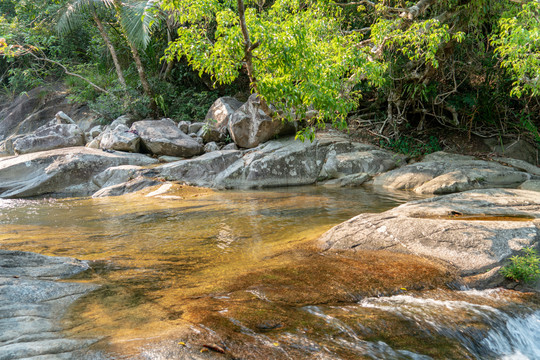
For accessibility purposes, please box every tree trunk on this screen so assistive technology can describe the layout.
[92,10,126,90]
[236,0,271,115]
[112,0,158,116]
[129,42,157,115]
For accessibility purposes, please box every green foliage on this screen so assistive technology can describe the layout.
[379,136,441,158]
[162,0,386,131]
[500,247,540,284]
[491,2,540,98]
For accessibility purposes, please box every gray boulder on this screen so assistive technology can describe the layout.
[12,123,85,155]
[159,150,244,187]
[54,111,76,125]
[188,122,205,134]
[373,151,530,194]
[228,94,292,148]
[205,96,244,132]
[110,114,135,129]
[214,134,401,188]
[204,141,220,153]
[0,250,98,359]
[92,176,161,198]
[177,121,190,134]
[99,124,140,153]
[131,119,203,157]
[0,147,158,198]
[88,125,104,139]
[92,164,145,188]
[319,148,404,180]
[318,189,540,281]
[222,143,238,151]
[197,126,223,143]
[0,134,25,156]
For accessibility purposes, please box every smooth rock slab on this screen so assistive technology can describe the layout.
[318,189,540,278]
[374,151,530,194]
[0,250,98,360]
[0,147,158,198]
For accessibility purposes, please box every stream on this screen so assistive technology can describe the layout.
[1,185,539,359]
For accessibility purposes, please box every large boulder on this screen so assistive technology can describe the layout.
[373,151,531,194]
[0,147,158,198]
[318,189,540,283]
[99,124,140,153]
[13,123,85,155]
[159,150,244,187]
[228,94,293,148]
[0,250,98,359]
[205,96,244,132]
[131,118,203,157]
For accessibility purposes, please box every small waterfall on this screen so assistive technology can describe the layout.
[356,289,540,360]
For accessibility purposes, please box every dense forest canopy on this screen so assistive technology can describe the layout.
[0,0,539,146]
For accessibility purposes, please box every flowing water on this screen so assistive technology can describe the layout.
[0,185,539,359]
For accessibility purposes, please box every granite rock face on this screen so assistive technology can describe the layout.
[318,189,540,283]
[13,123,85,155]
[205,96,244,133]
[373,151,531,194]
[0,147,158,198]
[228,94,293,149]
[99,124,140,153]
[0,250,99,360]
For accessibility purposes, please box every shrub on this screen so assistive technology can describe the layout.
[500,247,540,283]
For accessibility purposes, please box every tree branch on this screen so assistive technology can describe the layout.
[28,52,112,96]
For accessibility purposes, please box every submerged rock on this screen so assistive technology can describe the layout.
[374,151,531,194]
[0,250,98,359]
[318,189,540,285]
[0,147,158,198]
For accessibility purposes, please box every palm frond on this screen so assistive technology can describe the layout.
[57,0,110,34]
[120,0,160,49]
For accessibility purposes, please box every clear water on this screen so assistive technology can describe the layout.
[0,185,538,359]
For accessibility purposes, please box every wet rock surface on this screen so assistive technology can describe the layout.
[0,250,99,360]
[319,189,540,283]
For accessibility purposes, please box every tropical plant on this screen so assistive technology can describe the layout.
[500,247,540,284]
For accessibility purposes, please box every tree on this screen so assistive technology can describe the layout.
[58,0,159,114]
[161,0,386,139]
[57,0,127,89]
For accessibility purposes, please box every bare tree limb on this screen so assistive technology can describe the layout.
[28,52,113,96]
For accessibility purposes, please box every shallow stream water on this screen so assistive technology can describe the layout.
[1,185,539,359]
